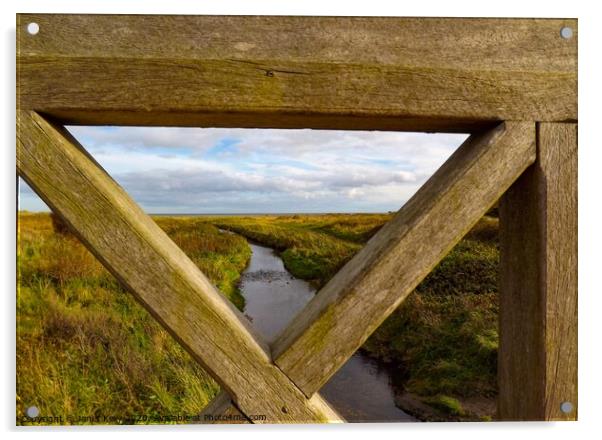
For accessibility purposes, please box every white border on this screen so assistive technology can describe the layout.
[3,1,601,439]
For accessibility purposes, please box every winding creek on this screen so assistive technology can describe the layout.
[238,241,416,423]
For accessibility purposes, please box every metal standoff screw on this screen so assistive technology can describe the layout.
[560,401,574,414]
[27,22,40,35]
[560,27,573,40]
[26,406,40,418]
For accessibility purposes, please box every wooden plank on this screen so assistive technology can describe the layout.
[199,390,344,424]
[16,110,342,424]
[542,123,578,421]
[17,15,576,131]
[198,392,250,424]
[498,122,577,421]
[271,122,536,396]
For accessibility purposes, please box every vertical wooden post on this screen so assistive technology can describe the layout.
[498,122,577,421]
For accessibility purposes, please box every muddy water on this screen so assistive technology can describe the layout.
[239,242,416,422]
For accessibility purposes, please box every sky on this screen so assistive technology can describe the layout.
[18,127,468,214]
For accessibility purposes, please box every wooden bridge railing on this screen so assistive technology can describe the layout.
[16,14,577,422]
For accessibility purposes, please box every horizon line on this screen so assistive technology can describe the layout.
[18,210,395,215]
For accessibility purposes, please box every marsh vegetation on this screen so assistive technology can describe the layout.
[17,211,499,423]
[17,213,247,423]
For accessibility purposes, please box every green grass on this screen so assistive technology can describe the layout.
[361,218,499,407]
[211,214,393,287]
[424,395,465,417]
[153,216,250,310]
[17,213,250,424]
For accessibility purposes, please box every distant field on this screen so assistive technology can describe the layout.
[211,214,391,287]
[17,211,499,423]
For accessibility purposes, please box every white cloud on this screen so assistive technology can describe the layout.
[19,127,468,213]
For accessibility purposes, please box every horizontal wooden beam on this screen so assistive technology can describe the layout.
[271,122,536,395]
[17,15,576,131]
[16,110,342,423]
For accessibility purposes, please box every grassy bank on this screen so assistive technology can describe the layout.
[153,216,250,310]
[213,213,499,421]
[212,214,391,288]
[17,212,250,424]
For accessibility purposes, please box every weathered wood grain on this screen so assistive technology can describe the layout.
[16,110,342,423]
[270,122,536,395]
[17,15,576,131]
[498,123,577,421]
[198,392,250,424]
[200,390,344,425]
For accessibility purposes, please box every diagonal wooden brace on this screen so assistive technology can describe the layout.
[16,110,342,424]
[272,122,535,395]
[205,121,536,416]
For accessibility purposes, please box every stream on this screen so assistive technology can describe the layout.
[238,241,416,423]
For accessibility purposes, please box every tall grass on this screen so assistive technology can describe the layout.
[17,213,250,424]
